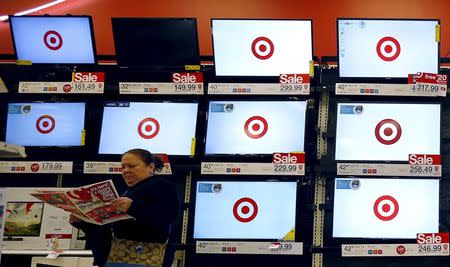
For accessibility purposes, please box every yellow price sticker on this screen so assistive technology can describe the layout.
[309,60,314,77]
[17,60,32,66]
[435,25,441,42]
[185,65,201,71]
[190,137,196,156]
[81,129,86,146]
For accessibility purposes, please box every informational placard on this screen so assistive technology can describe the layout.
[18,72,105,94]
[208,81,310,95]
[83,161,172,175]
[196,241,303,255]
[119,72,204,95]
[201,161,304,176]
[335,82,446,97]
[337,162,441,177]
[0,161,73,174]
[342,243,449,257]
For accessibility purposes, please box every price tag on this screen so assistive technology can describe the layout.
[409,154,441,176]
[119,72,204,95]
[272,152,305,175]
[196,241,303,255]
[208,82,310,95]
[279,74,311,94]
[336,82,446,97]
[202,162,304,176]
[0,161,73,173]
[337,162,441,177]
[409,72,447,97]
[342,243,449,257]
[18,72,105,94]
[83,161,172,175]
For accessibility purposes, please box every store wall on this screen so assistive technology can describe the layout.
[0,0,449,57]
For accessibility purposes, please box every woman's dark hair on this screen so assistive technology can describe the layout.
[123,149,164,172]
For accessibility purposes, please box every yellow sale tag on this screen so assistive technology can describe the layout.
[309,60,314,77]
[81,129,86,146]
[190,137,196,156]
[436,25,441,42]
[185,65,201,71]
[17,60,32,65]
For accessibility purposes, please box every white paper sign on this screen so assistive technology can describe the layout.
[83,161,172,175]
[342,243,449,257]
[337,163,441,177]
[201,162,304,176]
[0,161,73,174]
[208,83,310,95]
[196,241,303,255]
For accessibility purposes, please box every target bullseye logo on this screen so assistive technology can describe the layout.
[251,36,274,60]
[137,118,160,139]
[30,163,40,173]
[233,197,258,223]
[374,118,402,145]
[43,30,63,51]
[376,36,401,62]
[36,115,56,134]
[244,116,268,139]
[373,195,399,221]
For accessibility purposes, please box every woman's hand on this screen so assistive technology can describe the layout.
[69,214,82,224]
[111,197,133,213]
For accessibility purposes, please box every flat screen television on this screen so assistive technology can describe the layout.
[4,202,44,237]
[335,103,440,161]
[111,18,200,68]
[337,18,439,79]
[5,102,86,147]
[99,101,198,155]
[205,100,307,155]
[212,19,313,76]
[193,181,297,239]
[9,15,97,64]
[333,178,439,239]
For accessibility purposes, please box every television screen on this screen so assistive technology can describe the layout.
[111,18,200,68]
[338,19,439,78]
[9,16,96,64]
[99,102,198,155]
[6,103,86,147]
[4,202,44,237]
[335,103,440,161]
[333,178,439,239]
[194,181,297,239]
[205,101,307,155]
[212,19,313,76]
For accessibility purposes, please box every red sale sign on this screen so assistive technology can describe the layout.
[272,153,305,164]
[408,154,441,165]
[172,72,203,83]
[279,74,310,84]
[417,233,449,244]
[72,72,105,82]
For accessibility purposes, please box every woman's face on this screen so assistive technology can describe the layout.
[121,153,155,187]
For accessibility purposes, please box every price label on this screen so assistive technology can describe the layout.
[272,152,305,175]
[196,241,303,255]
[342,243,449,257]
[279,74,310,94]
[409,73,447,97]
[0,161,72,173]
[409,154,441,176]
[19,81,104,94]
[336,82,445,97]
[208,83,310,95]
[119,82,203,94]
[202,162,304,176]
[83,161,172,175]
[337,163,441,177]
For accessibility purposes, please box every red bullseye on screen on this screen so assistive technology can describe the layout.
[36,115,56,134]
[376,36,401,61]
[251,36,274,60]
[137,118,160,139]
[374,118,402,145]
[373,195,399,221]
[244,116,268,139]
[43,30,63,50]
[233,197,258,223]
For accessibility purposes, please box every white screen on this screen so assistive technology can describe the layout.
[10,16,96,64]
[205,101,307,155]
[99,102,198,155]
[338,19,439,78]
[335,103,440,161]
[333,178,439,239]
[6,103,85,147]
[212,19,312,76]
[194,181,297,239]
